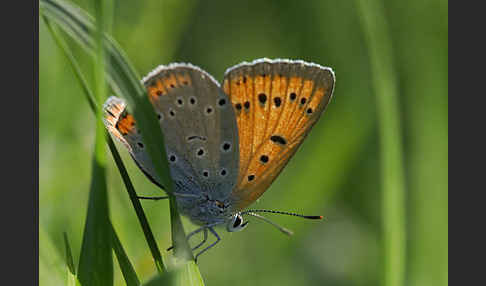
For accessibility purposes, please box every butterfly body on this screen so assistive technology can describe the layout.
[103,58,335,259]
[174,190,233,227]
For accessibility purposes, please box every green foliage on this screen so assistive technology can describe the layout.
[76,92,112,286]
[355,0,406,285]
[42,11,168,274]
[76,0,113,284]
[63,232,79,286]
[41,0,204,283]
[63,232,76,276]
[110,223,141,286]
[39,0,448,285]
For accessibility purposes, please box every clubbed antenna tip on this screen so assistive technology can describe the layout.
[303,215,324,220]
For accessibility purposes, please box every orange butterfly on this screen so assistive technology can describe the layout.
[103,58,335,260]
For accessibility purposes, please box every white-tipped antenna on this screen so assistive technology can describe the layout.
[245,212,294,236]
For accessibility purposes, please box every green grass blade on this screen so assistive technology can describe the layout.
[42,14,167,273]
[67,268,78,286]
[94,134,173,274]
[111,223,141,286]
[142,273,175,286]
[77,130,113,286]
[63,232,76,276]
[355,0,407,286]
[107,138,167,273]
[39,229,67,285]
[394,2,448,285]
[63,232,80,286]
[174,262,205,286]
[142,262,204,286]
[41,0,200,277]
[77,0,113,284]
[169,196,194,261]
[40,0,173,192]
[42,16,96,111]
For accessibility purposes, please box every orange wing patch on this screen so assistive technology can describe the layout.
[147,79,167,101]
[103,96,140,152]
[223,60,335,211]
[147,72,193,104]
[116,114,136,135]
[224,74,255,184]
[291,87,328,141]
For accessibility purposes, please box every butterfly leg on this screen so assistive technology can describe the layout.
[194,227,220,263]
[191,228,208,251]
[138,192,198,201]
[137,195,169,200]
[166,226,206,251]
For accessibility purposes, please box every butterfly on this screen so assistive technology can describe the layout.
[103,58,335,260]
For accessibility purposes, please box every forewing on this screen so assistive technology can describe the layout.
[223,59,335,210]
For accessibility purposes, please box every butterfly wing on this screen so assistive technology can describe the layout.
[103,96,166,189]
[223,59,335,211]
[103,64,239,199]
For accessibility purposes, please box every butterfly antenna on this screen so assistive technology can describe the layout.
[245,212,294,236]
[242,209,324,220]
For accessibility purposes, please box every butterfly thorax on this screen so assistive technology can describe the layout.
[175,193,233,226]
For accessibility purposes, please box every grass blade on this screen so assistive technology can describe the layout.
[39,228,67,285]
[142,273,175,286]
[174,262,205,286]
[40,0,173,191]
[111,223,141,286]
[392,2,448,285]
[77,134,113,286]
[169,196,194,261]
[77,0,113,284]
[355,0,407,286]
[63,232,79,286]
[107,138,167,273]
[42,15,167,273]
[142,262,204,286]
[63,232,76,276]
[41,0,201,279]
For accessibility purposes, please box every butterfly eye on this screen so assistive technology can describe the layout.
[227,214,249,232]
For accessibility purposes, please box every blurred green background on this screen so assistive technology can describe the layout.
[39,0,448,285]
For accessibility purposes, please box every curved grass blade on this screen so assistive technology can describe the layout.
[42,15,167,273]
[142,273,175,286]
[77,125,113,286]
[174,261,205,286]
[63,232,80,286]
[107,139,168,273]
[111,223,141,286]
[40,0,173,192]
[39,228,68,285]
[63,232,76,276]
[355,0,407,285]
[41,0,201,279]
[395,3,448,285]
[143,262,204,286]
[169,196,194,261]
[77,0,113,284]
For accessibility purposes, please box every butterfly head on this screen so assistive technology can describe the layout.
[201,197,249,232]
